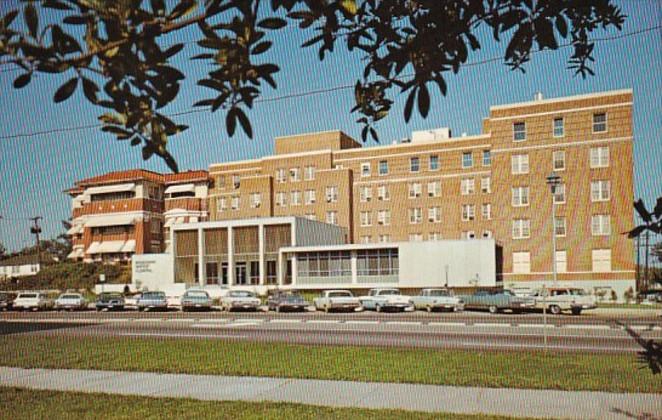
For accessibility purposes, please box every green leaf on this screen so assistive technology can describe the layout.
[150,0,166,15]
[258,18,287,30]
[13,73,31,89]
[53,77,78,103]
[81,77,99,103]
[169,0,198,20]
[2,10,19,29]
[24,3,38,39]
[63,15,87,25]
[226,108,237,136]
[404,88,416,122]
[235,108,252,138]
[555,16,568,38]
[42,0,72,10]
[164,43,184,58]
[417,84,430,118]
[251,41,272,55]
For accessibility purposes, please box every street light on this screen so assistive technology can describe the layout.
[546,172,561,288]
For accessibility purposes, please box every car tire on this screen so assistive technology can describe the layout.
[426,305,432,313]
[488,305,498,314]
[549,305,561,315]
[571,307,582,316]
[276,306,281,313]
[376,304,381,313]
[324,305,329,313]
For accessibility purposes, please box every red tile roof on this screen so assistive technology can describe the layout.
[65,169,209,194]
[164,170,209,184]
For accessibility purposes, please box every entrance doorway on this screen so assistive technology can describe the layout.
[235,262,247,285]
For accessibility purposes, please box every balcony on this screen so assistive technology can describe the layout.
[165,197,206,212]
[80,198,163,215]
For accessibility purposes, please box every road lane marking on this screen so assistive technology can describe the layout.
[473,323,512,328]
[268,319,303,324]
[517,324,557,328]
[385,321,422,326]
[344,320,379,325]
[427,322,466,327]
[197,319,230,323]
[118,332,245,339]
[565,325,612,330]
[305,320,341,324]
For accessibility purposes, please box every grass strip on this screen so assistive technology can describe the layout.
[0,335,660,394]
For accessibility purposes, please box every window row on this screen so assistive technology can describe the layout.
[510,180,610,207]
[511,146,610,175]
[362,150,492,177]
[512,215,611,239]
[512,113,607,142]
[512,249,611,274]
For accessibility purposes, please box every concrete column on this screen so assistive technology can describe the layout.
[351,251,358,284]
[259,224,265,285]
[197,227,205,287]
[171,229,177,281]
[227,226,234,286]
[291,254,297,286]
[277,251,283,286]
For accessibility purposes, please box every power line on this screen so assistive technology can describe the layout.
[0,24,659,140]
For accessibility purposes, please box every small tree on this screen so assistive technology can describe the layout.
[624,287,635,304]
[610,290,618,302]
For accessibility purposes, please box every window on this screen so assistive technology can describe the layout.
[590,180,610,202]
[481,177,491,194]
[461,204,475,221]
[462,152,473,168]
[590,147,609,168]
[429,155,440,171]
[409,208,423,224]
[460,178,475,195]
[483,150,492,166]
[512,186,530,207]
[463,231,476,240]
[305,213,316,221]
[217,197,227,212]
[378,160,388,175]
[276,168,286,183]
[290,190,301,206]
[290,167,300,182]
[553,150,565,171]
[427,180,441,197]
[410,157,420,172]
[553,184,566,204]
[360,211,372,227]
[325,186,338,203]
[276,192,286,207]
[482,230,493,239]
[482,203,491,220]
[326,211,337,225]
[512,219,531,239]
[360,236,371,244]
[513,252,531,274]
[250,192,261,208]
[428,207,441,223]
[429,232,442,241]
[591,215,611,236]
[360,162,371,177]
[231,195,240,210]
[555,251,567,273]
[304,189,316,205]
[216,175,225,188]
[377,210,391,226]
[408,182,422,198]
[511,154,529,174]
[553,117,564,137]
[555,217,566,237]
[593,113,607,132]
[409,233,423,242]
[377,185,390,201]
[378,234,390,243]
[232,175,240,189]
[150,219,161,234]
[592,249,611,272]
[304,165,316,181]
[513,122,526,141]
[359,186,372,202]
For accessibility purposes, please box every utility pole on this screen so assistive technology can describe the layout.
[29,216,43,265]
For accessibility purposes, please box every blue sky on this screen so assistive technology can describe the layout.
[0,1,660,252]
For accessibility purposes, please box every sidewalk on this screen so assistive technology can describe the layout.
[1,367,660,419]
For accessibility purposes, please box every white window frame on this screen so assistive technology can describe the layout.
[482,203,491,220]
[554,217,566,237]
[276,192,286,207]
[462,152,473,169]
[231,195,240,210]
[360,211,372,227]
[359,186,372,202]
[360,162,371,178]
[378,160,389,176]
[250,192,261,208]
[553,183,566,204]
[326,211,338,225]
[410,157,420,173]
[481,177,491,194]
[555,250,567,273]
[592,113,607,133]
[429,155,440,171]
[513,252,531,274]
[409,208,423,224]
[289,167,300,182]
[512,219,531,239]
[378,234,390,243]
[276,168,286,183]
[428,207,441,223]
[511,154,529,174]
[590,147,609,168]
[591,214,611,236]
[325,186,338,203]
[377,185,390,201]
[461,204,475,221]
[409,182,422,199]
[377,210,391,226]
[460,178,475,195]
[409,233,423,242]
[483,150,492,167]
[304,165,316,181]
[218,197,227,212]
[511,186,530,207]
[591,180,611,202]
[482,230,493,239]
[427,180,441,197]
[592,249,611,272]
[553,150,566,171]
[553,117,564,138]
[304,189,316,205]
[513,122,526,141]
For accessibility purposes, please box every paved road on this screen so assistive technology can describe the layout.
[2,311,660,353]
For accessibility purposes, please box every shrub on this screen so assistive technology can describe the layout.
[1,262,130,292]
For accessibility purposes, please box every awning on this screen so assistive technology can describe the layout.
[163,218,175,228]
[86,183,135,196]
[120,240,136,253]
[67,247,84,259]
[96,241,126,254]
[85,214,137,228]
[174,216,185,225]
[86,242,101,254]
[164,183,195,195]
[67,224,84,235]
[188,216,199,223]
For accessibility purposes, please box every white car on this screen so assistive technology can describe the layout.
[13,292,54,311]
[359,288,414,312]
[55,293,88,311]
[220,290,262,312]
[313,290,362,312]
[532,287,597,315]
[123,293,142,310]
[411,288,464,312]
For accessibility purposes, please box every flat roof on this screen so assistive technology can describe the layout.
[490,89,633,111]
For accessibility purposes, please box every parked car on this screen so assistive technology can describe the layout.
[181,289,213,312]
[411,288,464,312]
[12,292,55,311]
[124,293,142,310]
[359,288,414,312]
[221,290,261,312]
[313,290,362,312]
[267,290,309,312]
[95,292,125,311]
[136,291,168,311]
[532,287,597,315]
[0,292,17,311]
[460,289,535,314]
[55,293,88,311]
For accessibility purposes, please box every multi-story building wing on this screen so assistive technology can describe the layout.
[66,169,209,262]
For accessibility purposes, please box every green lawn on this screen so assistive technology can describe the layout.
[1,336,660,393]
[597,302,662,310]
[0,387,523,420]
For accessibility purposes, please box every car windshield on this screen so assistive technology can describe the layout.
[328,291,352,297]
[60,295,80,299]
[230,291,255,298]
[428,290,450,296]
[143,292,165,298]
[379,290,400,295]
[568,289,586,296]
[187,291,209,298]
[101,293,122,299]
[18,293,37,298]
